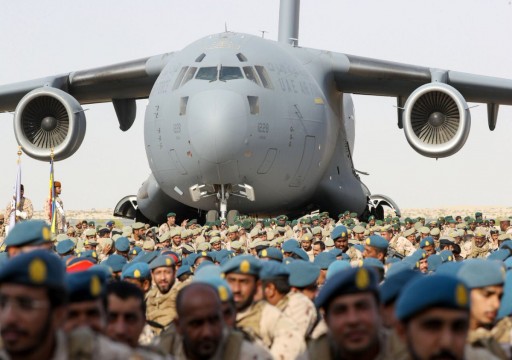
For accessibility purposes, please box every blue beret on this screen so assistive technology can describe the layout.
[103,254,127,272]
[194,277,233,302]
[287,260,320,288]
[326,260,351,280]
[380,269,422,305]
[500,240,512,251]
[331,226,348,240]
[363,258,384,269]
[283,257,295,265]
[79,250,98,263]
[0,250,65,289]
[365,235,389,250]
[291,247,309,261]
[196,260,215,273]
[149,255,176,270]
[176,264,192,278]
[132,250,159,264]
[457,259,506,289]
[194,263,222,280]
[260,261,289,280]
[353,244,365,253]
[314,252,336,270]
[187,253,200,266]
[106,221,115,226]
[56,239,75,255]
[386,257,401,265]
[409,249,427,263]
[221,255,261,276]
[488,249,511,262]
[130,246,142,256]
[419,237,435,248]
[386,261,416,278]
[121,262,150,280]
[259,247,283,261]
[66,269,107,302]
[316,267,379,309]
[396,274,470,321]
[282,239,300,253]
[427,254,442,272]
[4,220,52,247]
[115,237,130,252]
[90,264,113,280]
[435,261,463,276]
[497,270,512,320]
[505,257,512,270]
[439,250,454,263]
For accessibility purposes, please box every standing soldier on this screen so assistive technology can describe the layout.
[44,181,65,234]
[331,226,362,263]
[4,184,34,229]
[159,212,177,236]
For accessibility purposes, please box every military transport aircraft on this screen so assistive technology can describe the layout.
[0,0,511,224]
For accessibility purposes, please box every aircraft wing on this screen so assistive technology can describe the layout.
[330,52,512,105]
[0,52,175,112]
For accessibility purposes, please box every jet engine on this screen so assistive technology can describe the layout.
[13,87,86,161]
[403,83,470,158]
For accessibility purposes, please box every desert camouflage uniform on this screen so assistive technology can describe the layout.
[43,196,65,233]
[345,246,363,262]
[4,197,33,226]
[276,291,318,338]
[146,285,177,335]
[466,240,491,259]
[389,236,416,257]
[468,327,508,360]
[236,300,306,360]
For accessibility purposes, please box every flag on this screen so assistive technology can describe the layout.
[49,159,57,234]
[9,157,21,232]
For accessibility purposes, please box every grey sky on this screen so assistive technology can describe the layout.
[0,0,511,212]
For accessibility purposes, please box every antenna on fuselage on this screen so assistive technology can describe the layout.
[260,30,268,38]
[278,0,300,45]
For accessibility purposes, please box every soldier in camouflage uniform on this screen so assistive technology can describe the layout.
[5,184,34,228]
[331,225,363,262]
[466,228,491,259]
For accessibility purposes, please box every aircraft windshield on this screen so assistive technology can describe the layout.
[196,67,218,81]
[219,66,243,81]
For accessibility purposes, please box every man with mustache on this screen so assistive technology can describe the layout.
[394,273,499,360]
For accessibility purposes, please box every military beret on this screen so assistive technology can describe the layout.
[176,264,193,278]
[380,269,422,305]
[4,220,52,248]
[419,227,430,235]
[260,261,289,280]
[132,222,145,230]
[291,247,309,261]
[300,233,314,242]
[435,261,463,277]
[403,228,416,237]
[427,255,442,272]
[430,228,441,236]
[314,252,336,270]
[365,235,389,250]
[282,239,300,252]
[102,254,127,273]
[324,238,335,247]
[197,242,211,252]
[259,247,283,262]
[287,260,320,288]
[457,259,505,289]
[474,228,487,238]
[66,269,107,302]
[316,267,378,309]
[326,260,351,280]
[230,241,242,251]
[497,271,512,320]
[80,250,98,263]
[396,274,470,321]
[180,230,191,239]
[0,250,65,289]
[222,255,261,277]
[88,221,95,227]
[56,239,76,255]
[149,255,176,270]
[121,262,150,280]
[196,260,215,273]
[352,225,365,234]
[419,237,435,248]
[353,244,365,253]
[440,238,455,248]
[66,258,95,273]
[98,227,110,236]
[180,244,194,255]
[56,234,70,242]
[331,226,348,240]
[194,276,233,302]
[84,228,97,237]
[362,258,384,269]
[115,237,130,252]
[439,250,454,263]
[227,225,239,233]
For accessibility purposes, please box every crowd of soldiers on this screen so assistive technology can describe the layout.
[0,197,511,359]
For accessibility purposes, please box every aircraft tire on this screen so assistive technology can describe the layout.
[206,210,219,223]
[227,210,239,226]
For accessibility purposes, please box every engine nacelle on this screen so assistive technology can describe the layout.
[14,87,86,161]
[403,83,470,158]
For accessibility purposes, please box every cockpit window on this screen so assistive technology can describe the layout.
[219,67,243,81]
[196,67,218,81]
[243,66,261,86]
[181,67,197,86]
[173,66,189,90]
[255,66,274,89]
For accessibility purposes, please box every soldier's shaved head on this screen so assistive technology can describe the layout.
[176,283,224,360]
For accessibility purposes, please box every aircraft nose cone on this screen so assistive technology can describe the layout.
[188,90,247,163]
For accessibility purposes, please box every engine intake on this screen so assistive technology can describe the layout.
[403,83,470,158]
[14,87,86,161]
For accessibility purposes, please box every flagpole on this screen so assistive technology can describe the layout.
[8,147,22,235]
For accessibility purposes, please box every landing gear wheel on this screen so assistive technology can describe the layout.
[206,210,219,223]
[227,210,239,226]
